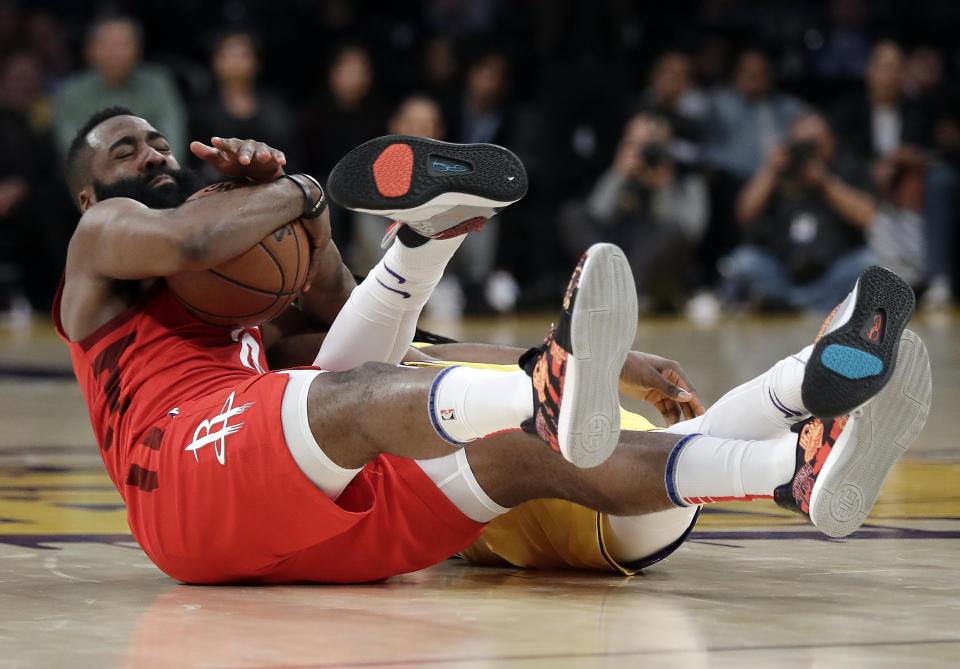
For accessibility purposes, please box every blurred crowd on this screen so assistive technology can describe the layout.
[2,0,959,321]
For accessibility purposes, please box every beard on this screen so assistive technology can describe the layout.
[93,165,205,209]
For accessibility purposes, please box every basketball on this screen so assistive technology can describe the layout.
[165,181,311,327]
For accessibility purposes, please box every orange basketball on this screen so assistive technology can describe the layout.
[166,181,311,327]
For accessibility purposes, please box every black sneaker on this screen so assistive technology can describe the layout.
[326,135,527,243]
[776,330,931,538]
[802,265,915,418]
[519,243,638,468]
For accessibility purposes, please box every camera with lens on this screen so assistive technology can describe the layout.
[638,142,671,169]
[783,139,817,180]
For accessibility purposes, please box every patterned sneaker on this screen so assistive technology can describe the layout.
[326,135,527,244]
[775,329,931,538]
[518,243,638,468]
[801,265,915,418]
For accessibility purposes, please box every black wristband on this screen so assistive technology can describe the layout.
[282,173,327,219]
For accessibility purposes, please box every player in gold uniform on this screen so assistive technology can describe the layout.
[405,358,700,575]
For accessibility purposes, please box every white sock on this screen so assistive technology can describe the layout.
[664,346,812,440]
[429,366,533,445]
[313,236,465,371]
[664,432,796,506]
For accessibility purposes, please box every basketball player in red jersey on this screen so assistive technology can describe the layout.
[58,107,931,583]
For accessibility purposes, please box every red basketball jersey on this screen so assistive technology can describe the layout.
[52,279,266,495]
[54,277,485,584]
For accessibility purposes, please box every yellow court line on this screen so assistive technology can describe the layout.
[2,461,958,536]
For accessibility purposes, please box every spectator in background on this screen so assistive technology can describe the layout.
[706,48,806,180]
[902,45,944,102]
[559,113,709,313]
[25,10,74,85]
[422,36,460,114]
[721,112,877,312]
[699,48,805,293]
[1,50,51,132]
[634,51,709,169]
[867,146,928,288]
[902,45,959,308]
[448,50,511,146]
[833,40,957,307]
[350,94,446,273]
[0,2,19,61]
[445,50,516,313]
[691,34,732,92]
[0,52,71,314]
[190,29,299,184]
[832,41,927,159]
[348,92,517,317]
[301,43,386,250]
[813,0,870,79]
[51,15,186,157]
[301,43,386,180]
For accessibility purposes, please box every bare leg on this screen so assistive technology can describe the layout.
[306,363,517,465]
[465,429,682,515]
[307,361,684,513]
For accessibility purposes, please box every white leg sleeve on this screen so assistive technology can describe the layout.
[279,370,362,500]
[415,449,511,523]
[313,236,464,371]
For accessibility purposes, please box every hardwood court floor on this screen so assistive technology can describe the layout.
[1,311,959,668]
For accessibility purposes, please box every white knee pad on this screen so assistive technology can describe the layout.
[279,370,362,500]
[415,449,510,523]
[602,506,700,570]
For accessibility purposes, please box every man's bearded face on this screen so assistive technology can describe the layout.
[93,164,204,209]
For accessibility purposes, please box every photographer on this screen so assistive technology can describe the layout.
[722,111,878,311]
[560,113,708,313]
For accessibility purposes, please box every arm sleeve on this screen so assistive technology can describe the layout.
[586,168,628,224]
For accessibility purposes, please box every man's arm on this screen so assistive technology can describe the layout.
[735,145,787,225]
[819,174,877,230]
[413,343,705,424]
[71,178,315,280]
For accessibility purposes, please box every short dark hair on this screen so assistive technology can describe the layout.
[65,106,135,208]
[211,26,262,59]
[85,14,144,47]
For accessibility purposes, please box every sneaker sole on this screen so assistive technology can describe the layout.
[560,243,638,468]
[802,265,916,418]
[326,135,528,222]
[808,329,931,538]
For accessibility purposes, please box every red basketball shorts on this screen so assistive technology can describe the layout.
[122,371,485,584]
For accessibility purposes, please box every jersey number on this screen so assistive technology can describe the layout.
[232,328,265,373]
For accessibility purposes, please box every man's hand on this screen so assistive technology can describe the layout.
[803,157,828,187]
[638,162,674,189]
[764,144,789,175]
[0,177,27,218]
[614,141,644,177]
[190,137,287,182]
[619,351,705,425]
[300,209,333,294]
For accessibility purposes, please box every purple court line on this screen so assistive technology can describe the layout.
[0,364,74,379]
[0,534,137,549]
[212,637,960,668]
[4,524,960,550]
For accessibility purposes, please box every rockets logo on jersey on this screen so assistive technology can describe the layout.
[184,392,254,465]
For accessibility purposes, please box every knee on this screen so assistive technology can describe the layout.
[307,362,400,416]
[325,361,397,385]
